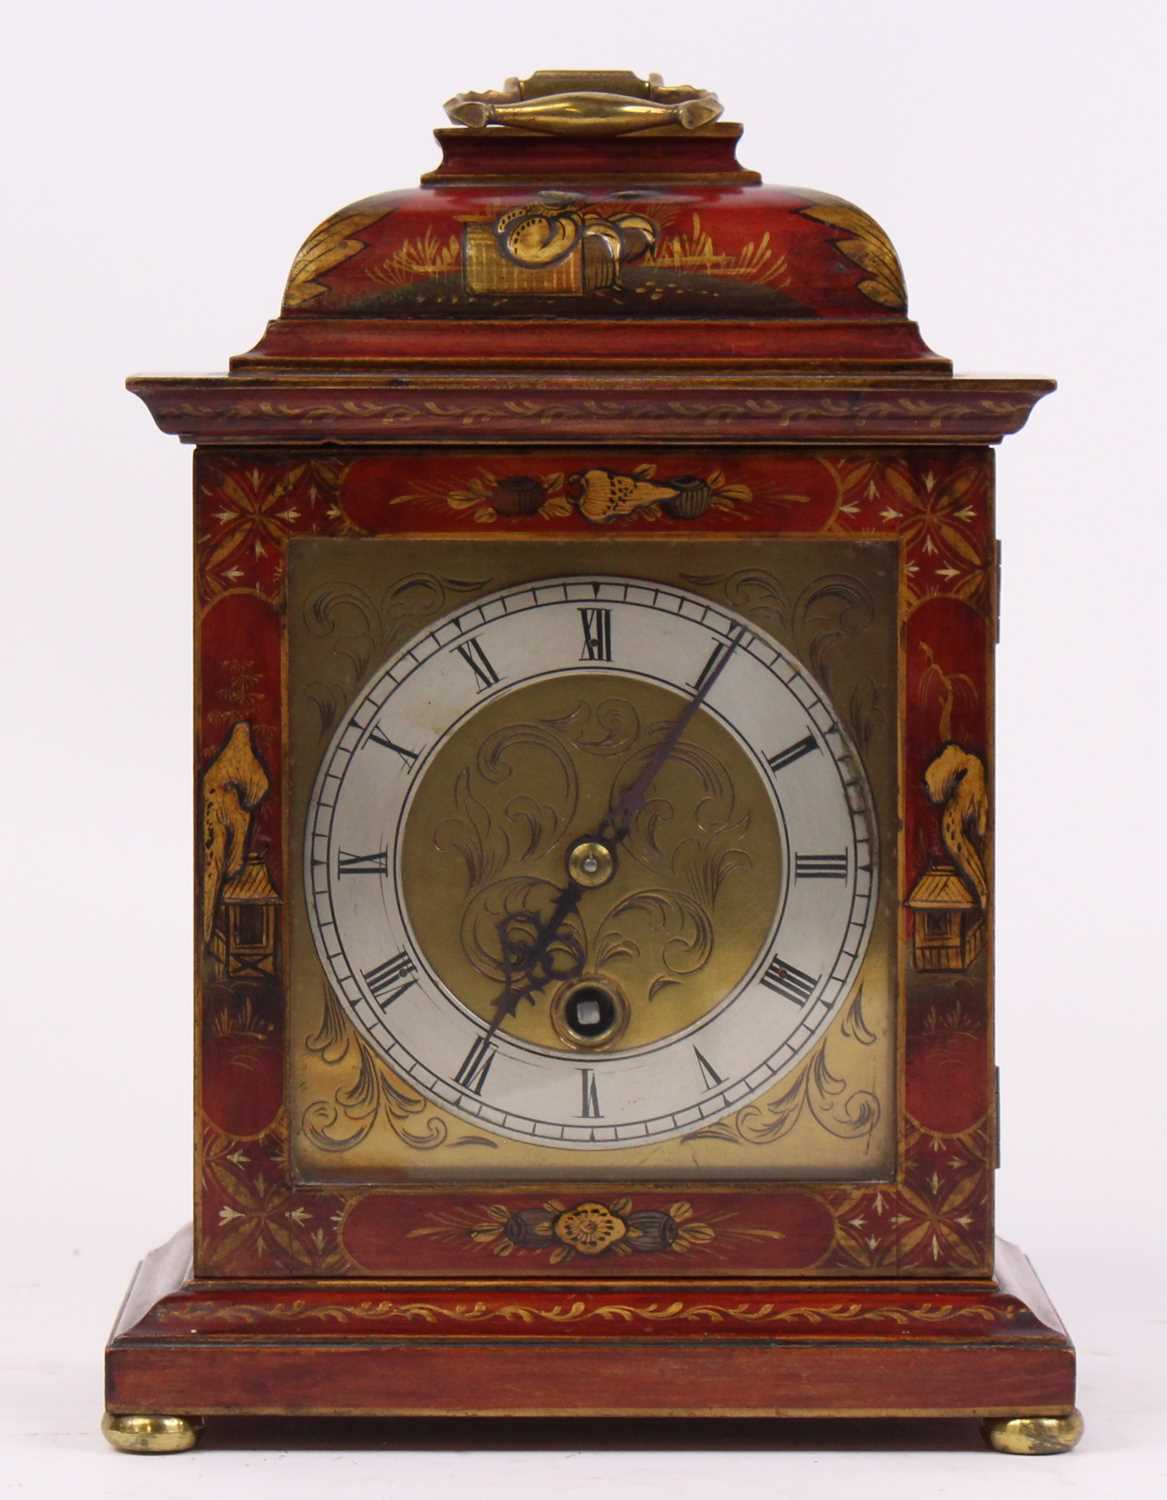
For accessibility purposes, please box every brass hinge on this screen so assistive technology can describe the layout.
[993,539,1003,643]
[994,1066,1001,1168]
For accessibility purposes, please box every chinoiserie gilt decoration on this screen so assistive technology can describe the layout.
[909,744,989,972]
[907,642,991,973]
[464,203,659,295]
[107,70,1079,1456]
[202,723,280,980]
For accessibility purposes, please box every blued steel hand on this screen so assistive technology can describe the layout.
[484,880,587,1041]
[480,621,749,1045]
[600,621,747,848]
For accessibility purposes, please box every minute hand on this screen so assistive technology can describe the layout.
[604,622,748,844]
[479,622,747,1046]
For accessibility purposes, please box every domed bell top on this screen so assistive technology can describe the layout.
[234,70,948,375]
[131,71,1052,446]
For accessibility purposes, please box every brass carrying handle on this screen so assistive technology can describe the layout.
[444,70,723,137]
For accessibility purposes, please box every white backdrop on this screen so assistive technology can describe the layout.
[2,0,1164,1493]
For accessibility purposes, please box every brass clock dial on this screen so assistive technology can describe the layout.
[304,575,876,1150]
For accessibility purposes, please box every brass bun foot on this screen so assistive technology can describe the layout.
[101,1412,204,1454]
[981,1409,1084,1455]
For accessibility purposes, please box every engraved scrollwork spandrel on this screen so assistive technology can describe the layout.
[302,572,489,737]
[687,1013,881,1149]
[435,720,581,885]
[681,566,886,766]
[301,1028,500,1156]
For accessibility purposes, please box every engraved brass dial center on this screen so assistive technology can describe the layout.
[567,838,615,888]
[399,673,783,1053]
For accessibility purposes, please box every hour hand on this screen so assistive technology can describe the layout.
[483,888,586,1040]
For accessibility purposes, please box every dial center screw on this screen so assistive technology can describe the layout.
[567,838,615,888]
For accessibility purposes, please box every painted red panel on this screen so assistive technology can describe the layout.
[192,445,996,1281]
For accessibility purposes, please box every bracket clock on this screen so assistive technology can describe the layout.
[105,71,1081,1456]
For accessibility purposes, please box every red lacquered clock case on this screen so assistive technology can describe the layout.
[106,76,1075,1439]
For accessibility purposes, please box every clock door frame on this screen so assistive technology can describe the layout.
[193,443,997,1283]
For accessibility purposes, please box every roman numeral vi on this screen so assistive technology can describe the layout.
[579,1068,602,1118]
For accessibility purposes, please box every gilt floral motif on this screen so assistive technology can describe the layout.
[200,1118,351,1274]
[388,463,766,525]
[800,198,907,311]
[284,209,386,308]
[819,455,992,614]
[198,458,357,603]
[405,1196,784,1264]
